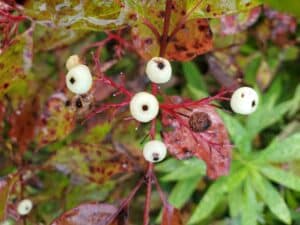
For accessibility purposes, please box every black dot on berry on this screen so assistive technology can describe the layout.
[156,61,165,70]
[152,153,159,161]
[142,104,149,111]
[70,77,75,84]
[241,93,244,98]
[252,100,256,107]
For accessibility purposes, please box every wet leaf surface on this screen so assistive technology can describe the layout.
[161,203,183,225]
[47,142,136,184]
[24,0,126,31]
[162,103,231,179]
[0,173,18,221]
[130,1,213,61]
[51,202,126,225]
[36,92,76,147]
[9,97,39,154]
[33,24,87,51]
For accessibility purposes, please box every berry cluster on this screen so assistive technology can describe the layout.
[65,55,259,165]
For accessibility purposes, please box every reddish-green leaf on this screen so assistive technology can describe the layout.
[36,93,76,147]
[47,143,136,184]
[51,202,126,225]
[130,1,213,60]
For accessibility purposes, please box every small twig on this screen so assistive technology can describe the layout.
[143,163,154,225]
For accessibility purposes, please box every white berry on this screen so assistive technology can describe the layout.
[145,57,172,84]
[17,199,33,216]
[66,64,93,94]
[230,87,259,115]
[143,140,167,163]
[130,92,159,123]
[66,54,81,71]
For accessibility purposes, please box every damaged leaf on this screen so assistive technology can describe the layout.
[36,92,76,147]
[162,104,231,179]
[47,143,136,184]
[130,1,213,60]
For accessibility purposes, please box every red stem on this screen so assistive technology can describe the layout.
[159,0,173,57]
[100,178,144,225]
[143,163,154,225]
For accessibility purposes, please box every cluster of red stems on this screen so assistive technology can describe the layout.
[0,0,238,224]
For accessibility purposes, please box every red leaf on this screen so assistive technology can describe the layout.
[161,203,183,225]
[162,104,231,179]
[51,202,126,225]
[9,98,39,154]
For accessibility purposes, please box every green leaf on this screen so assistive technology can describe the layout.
[169,177,200,208]
[260,166,300,191]
[241,179,257,225]
[182,62,208,95]
[188,177,227,224]
[155,158,182,173]
[190,0,262,19]
[262,0,300,17]
[226,167,248,192]
[256,133,300,163]
[24,0,126,31]
[218,111,251,152]
[161,158,206,181]
[228,186,243,218]
[0,31,32,99]
[251,172,291,224]
[246,101,291,138]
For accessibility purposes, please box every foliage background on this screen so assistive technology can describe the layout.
[0,0,300,225]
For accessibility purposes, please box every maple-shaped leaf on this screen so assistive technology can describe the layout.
[162,104,231,179]
[129,1,213,61]
[9,97,39,154]
[51,202,126,225]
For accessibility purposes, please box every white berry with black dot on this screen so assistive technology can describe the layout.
[130,92,159,123]
[143,140,167,163]
[230,87,259,115]
[66,64,93,94]
[17,199,33,216]
[66,54,81,71]
[146,57,172,84]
